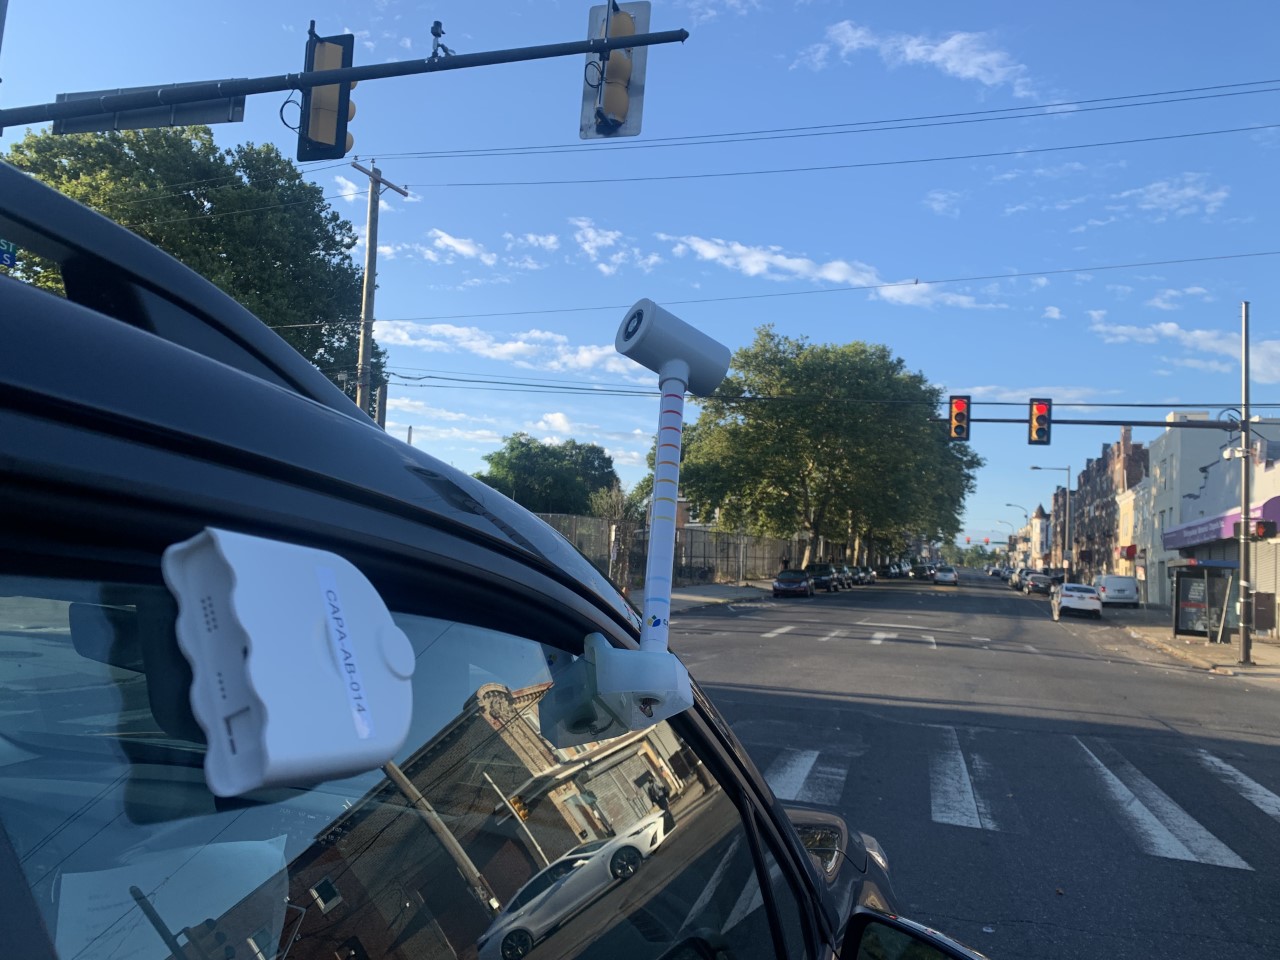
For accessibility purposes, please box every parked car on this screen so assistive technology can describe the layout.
[861,565,878,585]
[1093,574,1140,607]
[910,564,932,580]
[477,812,674,959]
[774,568,816,597]
[1052,583,1103,620]
[1023,573,1054,596]
[805,562,842,592]
[933,565,960,586]
[0,158,989,960]
[835,564,857,588]
[1008,568,1033,590]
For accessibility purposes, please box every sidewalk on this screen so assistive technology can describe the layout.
[1098,604,1280,679]
[631,580,773,614]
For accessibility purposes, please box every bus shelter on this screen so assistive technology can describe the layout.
[1168,558,1238,642]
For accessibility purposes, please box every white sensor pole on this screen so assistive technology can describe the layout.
[642,358,690,653]
[615,300,730,656]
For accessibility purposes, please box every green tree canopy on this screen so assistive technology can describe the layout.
[3,126,383,396]
[475,433,619,514]
[679,326,982,561]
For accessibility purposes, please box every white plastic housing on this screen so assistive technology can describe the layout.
[616,299,731,397]
[162,528,415,797]
[540,633,693,748]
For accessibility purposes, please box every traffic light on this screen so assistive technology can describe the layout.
[580,2,650,139]
[984,537,990,545]
[1233,519,1277,540]
[298,23,356,161]
[947,395,971,442]
[965,537,971,544]
[509,796,530,821]
[1028,398,1052,445]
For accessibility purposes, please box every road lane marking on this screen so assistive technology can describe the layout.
[929,727,987,830]
[764,748,819,801]
[1075,738,1251,870]
[762,625,794,638]
[921,634,937,649]
[1023,644,1038,653]
[818,629,847,642]
[1197,750,1280,822]
[869,632,897,645]
[796,757,850,806]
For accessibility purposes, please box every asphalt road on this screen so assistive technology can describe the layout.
[671,568,1280,960]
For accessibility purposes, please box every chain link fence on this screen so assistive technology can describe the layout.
[536,514,810,589]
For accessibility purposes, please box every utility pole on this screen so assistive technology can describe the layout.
[1239,300,1254,665]
[351,161,407,417]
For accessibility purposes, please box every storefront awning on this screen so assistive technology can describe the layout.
[1162,496,1280,550]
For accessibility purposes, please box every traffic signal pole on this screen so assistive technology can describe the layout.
[1240,300,1253,665]
[351,161,407,418]
[0,28,689,132]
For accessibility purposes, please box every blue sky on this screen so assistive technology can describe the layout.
[3,0,1278,543]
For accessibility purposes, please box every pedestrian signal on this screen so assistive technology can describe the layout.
[948,395,971,442]
[1028,398,1052,445]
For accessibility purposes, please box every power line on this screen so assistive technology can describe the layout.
[124,190,362,227]
[265,248,1280,329]
[405,123,1280,188]
[370,78,1280,161]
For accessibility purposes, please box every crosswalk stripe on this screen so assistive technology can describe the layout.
[764,748,819,801]
[1076,738,1251,870]
[796,757,849,806]
[869,632,896,645]
[929,727,990,830]
[818,629,846,642]
[762,625,794,638]
[1197,749,1280,822]
[921,634,936,649]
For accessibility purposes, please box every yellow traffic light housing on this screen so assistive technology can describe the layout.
[1028,398,1052,445]
[580,2,650,139]
[298,24,356,161]
[947,395,970,442]
[509,795,530,820]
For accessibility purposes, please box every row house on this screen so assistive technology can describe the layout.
[1054,427,1148,582]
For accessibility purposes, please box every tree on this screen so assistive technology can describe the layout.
[474,433,619,514]
[3,126,383,398]
[680,326,982,565]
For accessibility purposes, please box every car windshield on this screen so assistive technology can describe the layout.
[776,570,807,581]
[0,576,790,960]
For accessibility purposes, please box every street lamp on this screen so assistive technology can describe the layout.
[1005,503,1029,524]
[996,519,1017,566]
[1030,465,1071,578]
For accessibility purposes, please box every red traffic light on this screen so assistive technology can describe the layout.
[1028,397,1052,445]
[948,395,971,442]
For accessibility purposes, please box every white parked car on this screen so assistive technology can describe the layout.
[1092,574,1139,608]
[1052,583,1103,621]
[477,811,674,959]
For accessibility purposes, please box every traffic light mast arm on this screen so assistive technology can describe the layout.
[0,29,690,131]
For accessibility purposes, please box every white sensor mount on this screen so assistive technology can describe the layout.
[162,528,415,797]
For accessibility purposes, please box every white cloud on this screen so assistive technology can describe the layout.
[606,448,647,468]
[385,397,493,423]
[1043,306,1062,320]
[680,0,761,26]
[344,27,375,52]
[399,36,412,49]
[530,412,588,435]
[1114,173,1229,220]
[1144,286,1212,311]
[427,228,497,266]
[400,424,503,445]
[374,322,649,380]
[655,232,1003,309]
[796,20,1035,97]
[1031,277,1049,289]
[334,175,361,203]
[1087,309,1107,322]
[923,189,962,217]
[504,232,560,252]
[1087,319,1280,382]
[963,384,1120,405]
[1003,203,1031,215]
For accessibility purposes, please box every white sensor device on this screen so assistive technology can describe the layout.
[543,300,729,748]
[162,528,415,797]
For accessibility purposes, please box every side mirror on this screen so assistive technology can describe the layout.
[842,910,990,959]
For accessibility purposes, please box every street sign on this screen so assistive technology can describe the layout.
[52,82,246,135]
[0,239,17,269]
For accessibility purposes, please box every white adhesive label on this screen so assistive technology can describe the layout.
[318,566,373,739]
